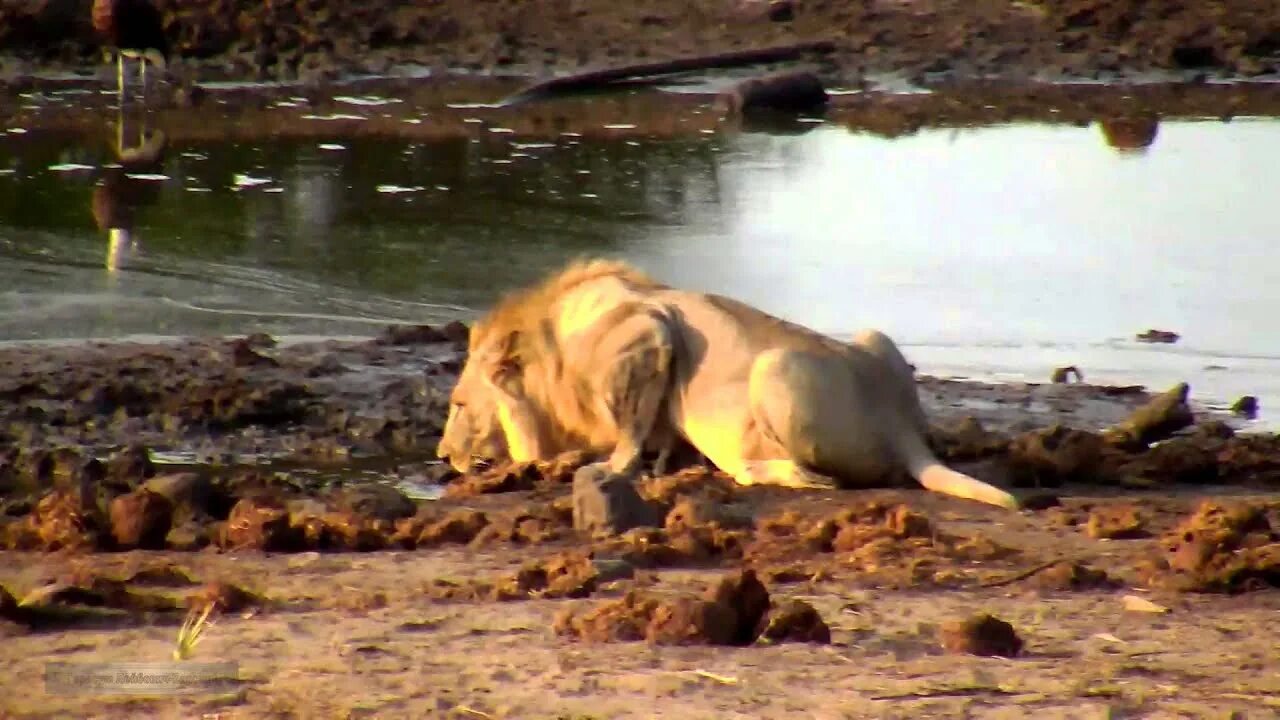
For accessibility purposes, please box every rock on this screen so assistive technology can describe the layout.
[572,465,662,536]
[939,613,1023,657]
[718,71,829,115]
[108,489,174,549]
[141,472,214,517]
[1085,504,1149,539]
[1050,365,1084,384]
[330,483,416,522]
[375,324,447,345]
[1099,115,1160,154]
[229,339,279,368]
[1231,395,1259,419]
[664,496,753,532]
[105,445,156,488]
[418,509,489,545]
[0,584,18,622]
[440,321,470,345]
[758,600,831,643]
[730,0,795,23]
[1104,382,1194,450]
[220,495,303,551]
[165,521,211,551]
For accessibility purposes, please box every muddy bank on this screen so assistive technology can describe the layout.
[1,330,1280,717]
[0,326,1277,554]
[6,75,1280,152]
[3,0,1280,88]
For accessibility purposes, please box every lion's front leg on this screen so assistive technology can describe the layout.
[485,375,550,464]
[575,304,676,477]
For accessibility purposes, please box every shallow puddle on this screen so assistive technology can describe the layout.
[1,81,1278,425]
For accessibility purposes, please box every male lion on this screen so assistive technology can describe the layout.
[437,259,1020,510]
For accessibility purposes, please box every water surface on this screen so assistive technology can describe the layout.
[2,88,1277,424]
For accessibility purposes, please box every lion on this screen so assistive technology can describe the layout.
[436,259,1020,510]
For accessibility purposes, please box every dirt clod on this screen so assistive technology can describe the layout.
[555,569,772,646]
[1147,501,1280,593]
[1007,425,1109,487]
[758,600,831,644]
[1085,504,1149,540]
[939,613,1024,657]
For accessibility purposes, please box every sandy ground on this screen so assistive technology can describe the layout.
[2,6,1280,711]
[0,327,1278,719]
[3,0,1280,89]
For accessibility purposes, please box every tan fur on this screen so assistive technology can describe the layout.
[438,259,1020,510]
[438,258,685,473]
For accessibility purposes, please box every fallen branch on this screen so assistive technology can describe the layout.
[497,41,837,107]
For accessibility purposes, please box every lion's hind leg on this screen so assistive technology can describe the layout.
[742,347,893,490]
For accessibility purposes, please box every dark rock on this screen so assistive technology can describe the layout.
[108,489,174,549]
[330,483,416,522]
[220,495,303,551]
[1231,395,1259,420]
[572,465,662,535]
[719,71,829,115]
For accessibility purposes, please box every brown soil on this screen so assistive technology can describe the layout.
[1,327,1280,717]
[3,0,1280,89]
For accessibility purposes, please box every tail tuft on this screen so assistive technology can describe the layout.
[915,463,1020,510]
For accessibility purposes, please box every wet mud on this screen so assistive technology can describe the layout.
[3,0,1280,87]
[0,324,1279,716]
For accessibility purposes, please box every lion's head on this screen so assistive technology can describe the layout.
[436,258,667,473]
[436,320,518,473]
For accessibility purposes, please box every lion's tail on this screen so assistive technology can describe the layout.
[898,433,1021,510]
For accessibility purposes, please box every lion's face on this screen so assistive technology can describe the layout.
[436,324,511,473]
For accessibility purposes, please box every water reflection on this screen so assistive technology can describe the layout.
[1098,114,1160,155]
[2,104,1280,417]
[92,108,168,274]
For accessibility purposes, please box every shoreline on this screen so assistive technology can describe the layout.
[3,0,1280,89]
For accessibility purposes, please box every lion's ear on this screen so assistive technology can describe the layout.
[487,330,523,383]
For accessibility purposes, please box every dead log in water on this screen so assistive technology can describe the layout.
[497,41,837,107]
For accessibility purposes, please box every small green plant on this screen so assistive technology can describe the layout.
[173,601,217,661]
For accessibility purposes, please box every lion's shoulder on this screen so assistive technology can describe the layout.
[481,259,662,335]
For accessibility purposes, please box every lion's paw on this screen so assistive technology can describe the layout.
[736,460,837,490]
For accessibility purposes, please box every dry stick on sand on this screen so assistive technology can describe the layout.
[977,556,1098,589]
